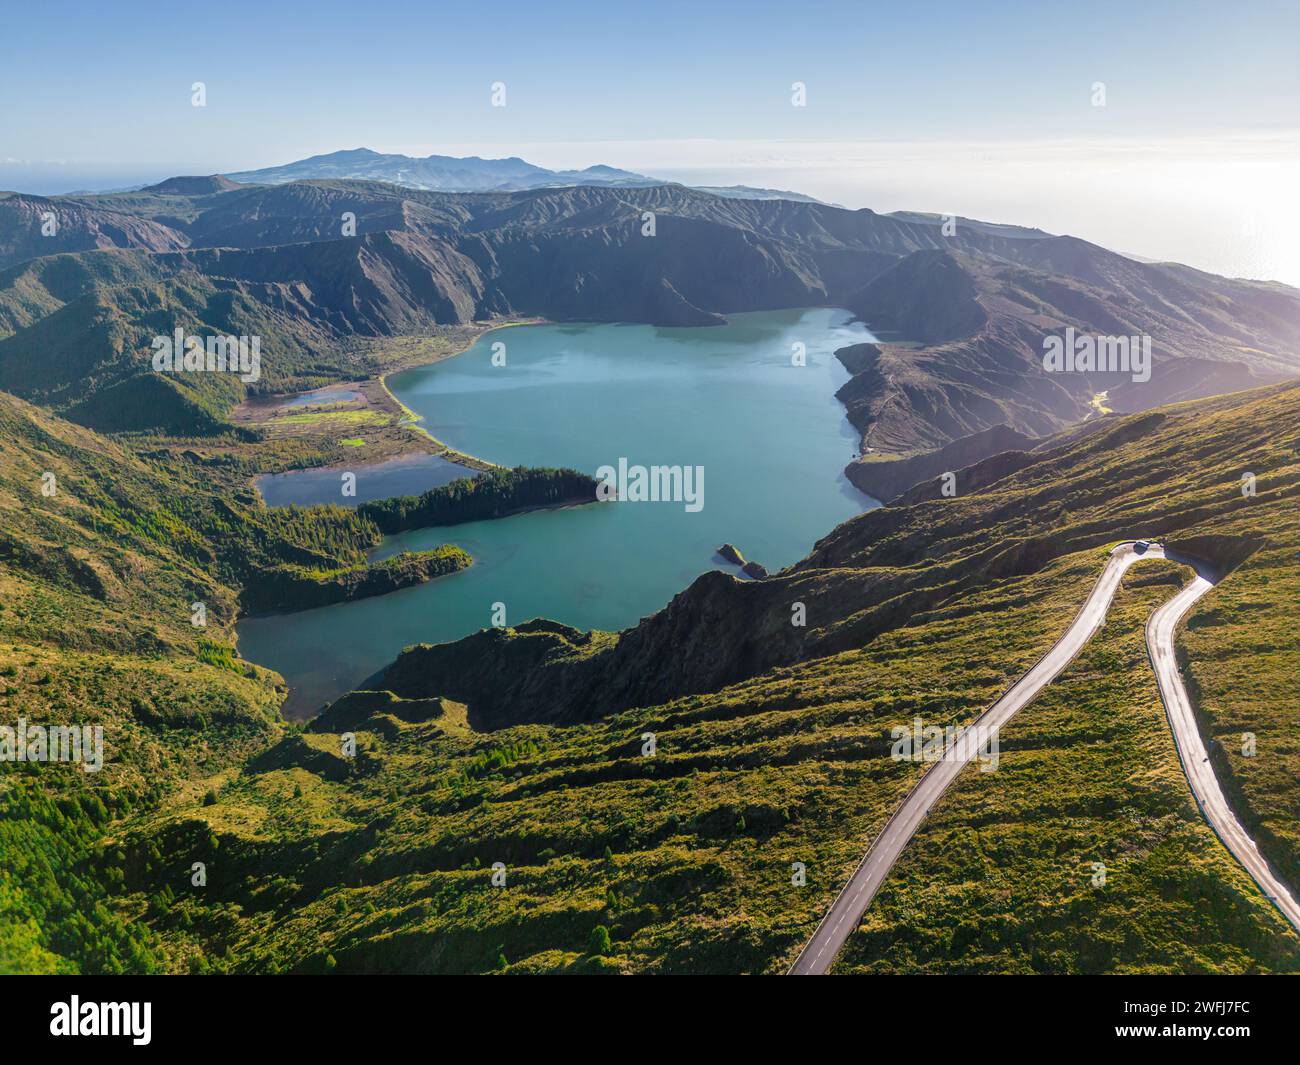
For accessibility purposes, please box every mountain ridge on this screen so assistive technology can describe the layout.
[0,178,1296,452]
[226,147,656,193]
[222,147,827,205]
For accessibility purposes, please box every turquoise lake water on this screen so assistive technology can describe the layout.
[236,308,880,718]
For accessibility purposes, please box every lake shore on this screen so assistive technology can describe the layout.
[236,309,879,720]
[232,319,549,500]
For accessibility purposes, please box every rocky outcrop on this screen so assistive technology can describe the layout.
[716,543,746,565]
[715,543,767,578]
[834,342,882,375]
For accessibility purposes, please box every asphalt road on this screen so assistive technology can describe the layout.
[789,541,1299,974]
[1147,549,1300,935]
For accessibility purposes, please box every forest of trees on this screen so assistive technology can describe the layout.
[359,466,598,534]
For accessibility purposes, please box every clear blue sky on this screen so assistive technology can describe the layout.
[2,0,1297,174]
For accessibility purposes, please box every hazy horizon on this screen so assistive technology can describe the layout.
[5,130,1297,288]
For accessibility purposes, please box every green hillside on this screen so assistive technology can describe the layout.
[0,388,481,973]
[3,379,1290,973]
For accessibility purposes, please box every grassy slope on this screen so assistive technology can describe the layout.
[0,389,428,973]
[835,565,1298,974]
[3,379,1297,974]
[1180,523,1300,888]
[127,550,1095,973]
[127,381,1300,973]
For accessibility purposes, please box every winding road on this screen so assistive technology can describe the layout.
[1146,552,1300,936]
[789,541,1300,975]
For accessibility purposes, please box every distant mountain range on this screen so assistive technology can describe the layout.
[224,147,826,203]
[225,148,653,192]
